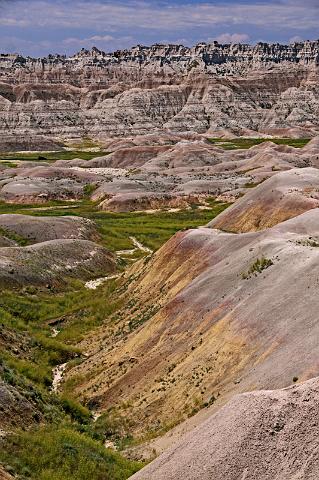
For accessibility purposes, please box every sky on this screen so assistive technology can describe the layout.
[0,0,318,57]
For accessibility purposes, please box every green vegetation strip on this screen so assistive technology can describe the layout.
[0,199,229,252]
[208,137,310,150]
[0,150,110,163]
[1,427,142,480]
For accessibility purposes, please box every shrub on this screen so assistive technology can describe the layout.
[59,397,92,424]
[242,256,273,279]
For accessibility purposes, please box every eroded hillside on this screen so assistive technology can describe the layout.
[1,41,319,147]
[1,131,319,478]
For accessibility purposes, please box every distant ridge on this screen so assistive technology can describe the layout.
[0,40,319,144]
[1,40,319,68]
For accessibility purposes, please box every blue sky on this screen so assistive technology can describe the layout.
[0,0,318,56]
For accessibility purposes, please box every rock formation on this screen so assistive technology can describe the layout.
[1,41,319,146]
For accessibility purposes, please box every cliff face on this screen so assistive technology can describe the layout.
[0,41,319,144]
[2,41,319,83]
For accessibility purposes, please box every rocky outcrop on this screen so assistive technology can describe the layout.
[99,192,191,212]
[1,42,319,145]
[1,41,319,83]
[0,215,100,243]
[0,214,115,287]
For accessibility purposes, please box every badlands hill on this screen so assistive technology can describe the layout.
[132,376,319,480]
[1,136,319,209]
[1,41,319,145]
[0,214,115,287]
[1,41,319,479]
[209,167,319,232]
[1,136,319,478]
[66,170,319,442]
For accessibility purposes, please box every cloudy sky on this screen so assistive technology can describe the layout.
[0,0,318,57]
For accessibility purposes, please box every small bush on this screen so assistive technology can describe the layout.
[83,184,97,197]
[60,397,92,424]
[242,256,273,279]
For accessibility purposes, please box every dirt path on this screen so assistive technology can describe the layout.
[129,236,153,254]
[51,362,68,393]
[116,236,153,258]
[85,274,120,290]
[27,204,80,211]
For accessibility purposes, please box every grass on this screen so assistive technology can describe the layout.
[208,137,310,150]
[0,426,143,480]
[0,199,229,252]
[0,226,30,246]
[0,278,122,344]
[0,150,110,163]
[0,278,143,479]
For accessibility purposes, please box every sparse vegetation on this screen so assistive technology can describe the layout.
[83,183,98,197]
[295,237,319,248]
[0,226,30,246]
[242,256,274,279]
[244,181,261,189]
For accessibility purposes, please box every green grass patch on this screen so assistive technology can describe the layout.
[0,226,30,246]
[208,137,310,150]
[0,426,143,480]
[0,199,230,252]
[0,278,122,344]
[83,183,98,197]
[0,150,110,163]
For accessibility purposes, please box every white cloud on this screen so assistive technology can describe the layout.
[0,0,318,56]
[215,33,250,44]
[63,35,114,45]
[0,0,318,32]
[289,35,304,43]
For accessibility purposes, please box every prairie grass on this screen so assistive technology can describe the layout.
[0,150,110,163]
[0,426,143,480]
[208,137,310,150]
